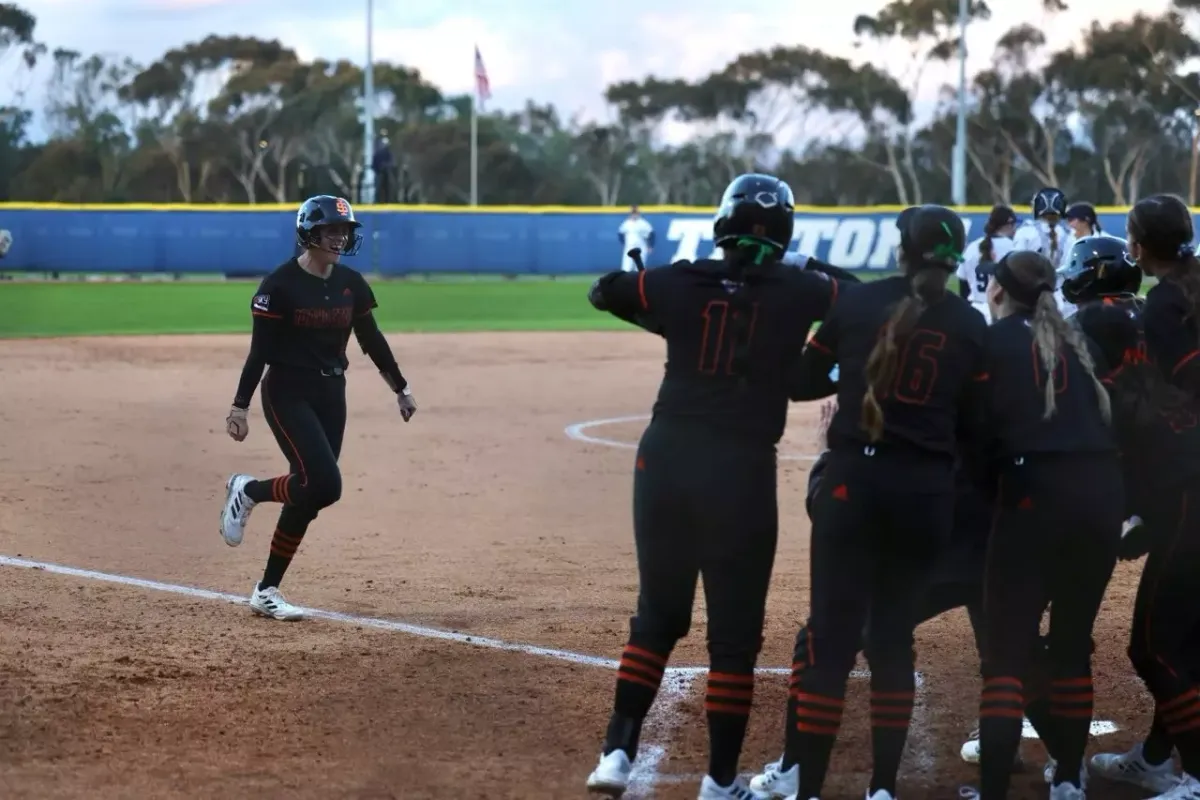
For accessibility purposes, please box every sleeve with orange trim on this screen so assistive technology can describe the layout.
[350,272,408,393]
[1144,281,1200,398]
[787,306,839,402]
[232,282,285,409]
[587,266,668,335]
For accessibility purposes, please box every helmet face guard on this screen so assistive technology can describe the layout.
[299,223,363,256]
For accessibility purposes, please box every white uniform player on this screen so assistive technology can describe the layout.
[618,206,654,272]
[1011,187,1073,315]
[957,234,1014,321]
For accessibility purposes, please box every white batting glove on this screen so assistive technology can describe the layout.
[817,399,837,450]
[226,405,249,442]
[398,387,417,422]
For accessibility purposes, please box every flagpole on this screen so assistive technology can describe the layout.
[470,91,478,206]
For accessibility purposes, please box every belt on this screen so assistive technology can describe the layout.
[268,364,344,378]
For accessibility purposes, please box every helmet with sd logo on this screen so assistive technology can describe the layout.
[295,195,363,255]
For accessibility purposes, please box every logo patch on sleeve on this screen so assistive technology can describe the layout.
[252,294,270,312]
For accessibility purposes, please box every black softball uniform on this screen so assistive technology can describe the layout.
[233,258,407,516]
[973,311,1121,798]
[587,257,835,786]
[1144,279,1200,397]
[784,275,988,800]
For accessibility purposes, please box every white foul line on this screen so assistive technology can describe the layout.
[563,415,820,462]
[0,554,1119,794]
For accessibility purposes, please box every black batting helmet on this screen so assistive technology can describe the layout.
[900,204,966,271]
[712,173,795,256]
[1059,236,1141,305]
[296,195,363,255]
[1032,187,1068,219]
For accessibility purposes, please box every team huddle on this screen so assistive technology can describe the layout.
[583,175,1200,800]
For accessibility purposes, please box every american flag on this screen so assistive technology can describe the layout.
[474,45,491,103]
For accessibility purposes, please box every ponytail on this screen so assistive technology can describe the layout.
[1167,249,1200,344]
[980,233,994,263]
[861,267,947,440]
[1048,224,1059,262]
[1030,291,1111,423]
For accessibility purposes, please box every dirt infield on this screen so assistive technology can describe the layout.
[0,332,1157,799]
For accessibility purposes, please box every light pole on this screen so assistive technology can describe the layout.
[361,0,376,204]
[951,0,968,207]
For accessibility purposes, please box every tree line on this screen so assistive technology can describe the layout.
[3,0,1200,207]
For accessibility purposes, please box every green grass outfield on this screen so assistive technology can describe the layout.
[0,271,1145,339]
[0,273,899,338]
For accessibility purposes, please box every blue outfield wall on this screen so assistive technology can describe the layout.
[0,204,1157,275]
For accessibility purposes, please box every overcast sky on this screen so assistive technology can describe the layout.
[4,0,1178,143]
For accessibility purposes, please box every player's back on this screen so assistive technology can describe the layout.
[959,235,1013,305]
[823,276,987,457]
[984,313,1116,458]
[649,257,835,445]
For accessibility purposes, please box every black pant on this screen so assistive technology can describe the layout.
[628,418,778,662]
[260,367,347,524]
[789,444,956,798]
[804,445,954,683]
[1128,482,1200,773]
[602,418,778,786]
[978,453,1123,796]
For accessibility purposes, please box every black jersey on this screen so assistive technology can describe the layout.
[981,312,1116,459]
[591,258,836,445]
[1144,279,1200,396]
[797,275,988,458]
[231,258,406,408]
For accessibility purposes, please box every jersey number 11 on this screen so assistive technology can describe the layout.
[698,300,758,375]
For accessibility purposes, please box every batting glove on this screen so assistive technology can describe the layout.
[226,405,249,442]
[398,387,417,422]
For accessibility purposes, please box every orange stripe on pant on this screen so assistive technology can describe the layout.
[870,690,914,729]
[981,676,1025,719]
[1049,677,1094,720]
[794,691,844,736]
[617,644,666,691]
[706,672,753,714]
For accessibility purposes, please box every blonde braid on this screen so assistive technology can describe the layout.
[1031,292,1111,423]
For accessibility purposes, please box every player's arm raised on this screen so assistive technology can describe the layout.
[350,274,416,421]
[587,263,671,335]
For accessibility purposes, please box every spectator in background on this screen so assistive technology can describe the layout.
[372,135,395,203]
[619,205,654,271]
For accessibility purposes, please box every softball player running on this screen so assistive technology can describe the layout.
[583,173,836,800]
[218,195,416,620]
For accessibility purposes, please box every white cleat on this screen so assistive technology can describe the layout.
[960,724,1023,767]
[1043,758,1089,789]
[587,749,632,797]
[219,473,256,547]
[698,775,765,799]
[1149,773,1200,799]
[1089,743,1180,794]
[866,790,896,800]
[750,758,798,798]
[1048,781,1085,800]
[248,584,304,621]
